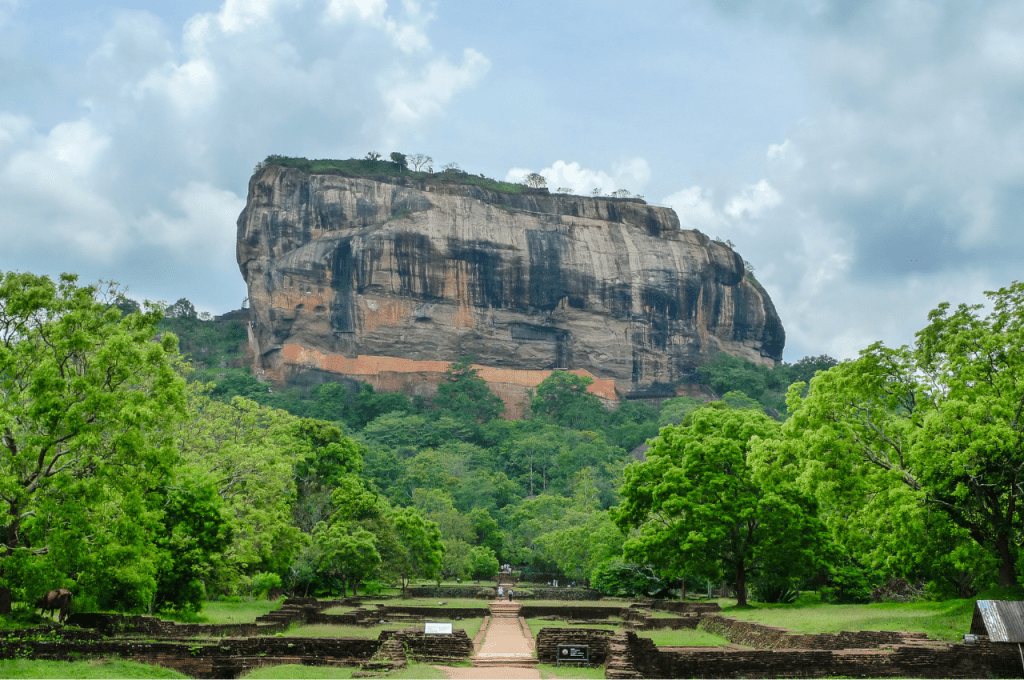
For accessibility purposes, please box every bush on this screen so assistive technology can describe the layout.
[819,562,874,604]
[751,576,799,604]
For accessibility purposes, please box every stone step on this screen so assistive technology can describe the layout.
[473,655,539,667]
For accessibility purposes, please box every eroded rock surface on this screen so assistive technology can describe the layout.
[236,165,784,401]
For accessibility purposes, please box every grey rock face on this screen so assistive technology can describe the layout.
[236,165,785,396]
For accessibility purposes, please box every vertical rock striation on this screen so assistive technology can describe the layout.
[236,164,784,404]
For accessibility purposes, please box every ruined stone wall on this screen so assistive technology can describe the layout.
[534,627,613,664]
[622,632,1024,679]
[698,614,929,650]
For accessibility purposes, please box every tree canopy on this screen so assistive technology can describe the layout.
[781,281,1024,588]
[616,406,824,605]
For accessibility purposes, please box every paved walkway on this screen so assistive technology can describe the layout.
[437,601,542,679]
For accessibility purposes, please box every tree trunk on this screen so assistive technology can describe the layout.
[735,562,747,607]
[680,578,686,602]
[996,535,1017,587]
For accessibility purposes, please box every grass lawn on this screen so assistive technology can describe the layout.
[333,598,489,611]
[716,596,976,643]
[284,618,484,639]
[525,619,620,637]
[0,659,188,678]
[385,662,449,678]
[644,628,732,647]
[197,600,283,624]
[241,663,356,679]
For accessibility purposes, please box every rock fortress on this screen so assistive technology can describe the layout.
[236,162,785,418]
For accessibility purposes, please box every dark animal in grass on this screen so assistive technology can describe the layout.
[35,589,72,624]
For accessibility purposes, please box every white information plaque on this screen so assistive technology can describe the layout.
[424,622,453,635]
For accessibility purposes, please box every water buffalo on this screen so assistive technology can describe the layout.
[35,588,72,624]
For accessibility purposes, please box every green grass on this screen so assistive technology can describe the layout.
[162,599,282,625]
[241,663,356,679]
[284,618,483,639]
[644,628,732,647]
[538,662,607,678]
[383,662,449,679]
[261,156,528,194]
[0,659,188,678]
[718,596,976,643]
[339,598,489,610]
[525,619,620,637]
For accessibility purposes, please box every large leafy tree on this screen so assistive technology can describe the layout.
[531,371,606,430]
[783,281,1024,588]
[387,506,444,596]
[615,406,823,606]
[0,272,187,612]
[173,389,306,590]
[433,356,504,423]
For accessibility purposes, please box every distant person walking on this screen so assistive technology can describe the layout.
[508,587,514,602]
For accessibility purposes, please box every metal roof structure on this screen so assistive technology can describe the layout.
[970,600,1024,642]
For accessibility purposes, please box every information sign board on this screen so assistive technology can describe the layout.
[556,644,589,667]
[424,622,453,635]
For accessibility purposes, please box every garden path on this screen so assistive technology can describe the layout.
[438,600,541,679]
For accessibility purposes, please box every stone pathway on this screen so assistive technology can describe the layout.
[437,601,542,679]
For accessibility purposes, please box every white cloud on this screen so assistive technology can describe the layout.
[141,182,245,260]
[505,158,651,196]
[661,186,723,232]
[0,0,488,313]
[724,180,782,219]
[381,48,489,124]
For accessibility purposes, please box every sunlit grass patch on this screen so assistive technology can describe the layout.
[241,663,357,679]
[332,598,488,611]
[0,658,188,678]
[385,662,449,678]
[718,597,975,643]
[645,628,731,647]
[285,618,483,640]
[171,600,282,624]
[525,618,620,637]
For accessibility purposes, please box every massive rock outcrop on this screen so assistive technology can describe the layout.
[236,164,784,413]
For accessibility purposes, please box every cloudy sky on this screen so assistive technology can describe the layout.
[2,0,1022,362]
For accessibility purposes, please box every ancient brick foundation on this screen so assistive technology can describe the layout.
[520,605,626,620]
[535,628,613,665]
[620,630,1024,678]
[405,585,603,600]
[697,613,934,650]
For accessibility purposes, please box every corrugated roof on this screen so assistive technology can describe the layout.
[970,600,1024,642]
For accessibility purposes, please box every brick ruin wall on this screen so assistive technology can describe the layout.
[697,613,920,650]
[405,585,604,600]
[622,631,1024,679]
[535,627,614,665]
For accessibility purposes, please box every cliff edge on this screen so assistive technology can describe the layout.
[236,164,784,411]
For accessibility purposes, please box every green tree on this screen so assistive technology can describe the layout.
[153,475,232,613]
[388,507,444,596]
[173,389,306,591]
[658,396,700,427]
[312,524,380,597]
[781,282,1024,588]
[615,407,823,606]
[0,272,187,612]
[433,356,504,423]
[531,372,606,429]
[469,546,499,581]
